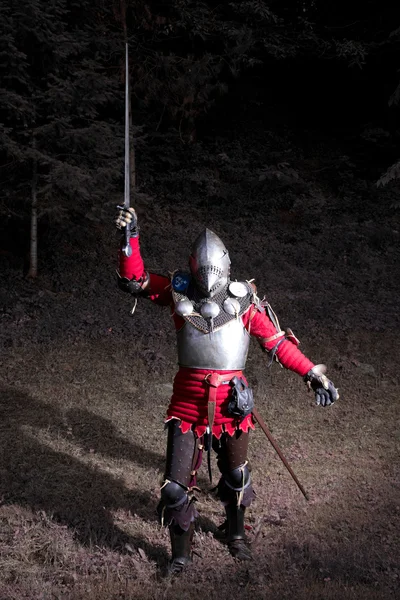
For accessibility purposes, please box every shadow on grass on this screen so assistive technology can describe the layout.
[64,407,166,472]
[0,385,168,565]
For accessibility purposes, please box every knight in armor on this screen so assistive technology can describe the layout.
[115,207,339,574]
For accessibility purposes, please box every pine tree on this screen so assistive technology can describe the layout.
[0,0,124,275]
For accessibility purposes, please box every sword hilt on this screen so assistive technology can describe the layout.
[117,205,133,257]
[122,228,132,257]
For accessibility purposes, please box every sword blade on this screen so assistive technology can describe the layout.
[124,42,130,210]
[122,42,132,257]
[252,406,309,501]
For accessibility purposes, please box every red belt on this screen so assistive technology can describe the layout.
[190,370,243,430]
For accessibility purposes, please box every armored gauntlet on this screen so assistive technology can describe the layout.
[115,206,139,237]
[304,364,339,407]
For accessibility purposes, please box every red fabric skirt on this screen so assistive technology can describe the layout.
[166,367,255,439]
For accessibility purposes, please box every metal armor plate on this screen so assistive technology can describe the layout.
[177,318,251,370]
[171,274,253,334]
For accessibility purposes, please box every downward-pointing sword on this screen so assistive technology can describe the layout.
[252,406,310,501]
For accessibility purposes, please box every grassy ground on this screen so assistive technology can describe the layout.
[1,169,400,598]
[0,331,399,600]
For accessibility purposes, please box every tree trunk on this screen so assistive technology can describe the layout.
[27,139,38,279]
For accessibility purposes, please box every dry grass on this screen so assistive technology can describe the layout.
[0,328,399,599]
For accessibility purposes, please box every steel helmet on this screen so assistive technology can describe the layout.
[189,229,231,297]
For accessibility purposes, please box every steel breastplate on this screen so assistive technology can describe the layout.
[172,276,254,370]
[177,318,251,370]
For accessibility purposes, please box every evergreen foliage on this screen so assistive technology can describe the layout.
[0,0,400,257]
[0,0,123,224]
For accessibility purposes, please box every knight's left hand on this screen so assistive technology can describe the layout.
[304,364,339,407]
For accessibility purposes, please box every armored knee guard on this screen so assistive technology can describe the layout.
[158,478,198,532]
[217,462,255,508]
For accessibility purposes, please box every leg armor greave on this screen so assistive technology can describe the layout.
[168,521,195,574]
[157,420,200,532]
[213,432,254,561]
[224,503,252,560]
[219,465,254,560]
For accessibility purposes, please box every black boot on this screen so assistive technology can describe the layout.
[225,504,252,561]
[168,522,194,575]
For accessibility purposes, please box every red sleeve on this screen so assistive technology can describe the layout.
[118,236,172,307]
[146,273,173,306]
[119,236,145,280]
[242,307,314,376]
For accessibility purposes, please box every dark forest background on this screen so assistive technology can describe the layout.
[1,0,400,273]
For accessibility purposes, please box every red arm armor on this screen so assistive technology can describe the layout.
[119,236,145,280]
[243,307,314,376]
[118,236,172,306]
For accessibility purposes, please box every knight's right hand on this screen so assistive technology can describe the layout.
[115,207,138,234]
